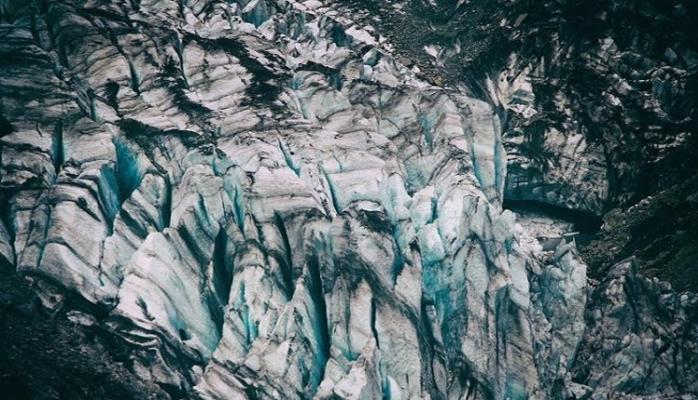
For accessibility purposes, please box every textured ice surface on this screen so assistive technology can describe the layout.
[0,0,696,399]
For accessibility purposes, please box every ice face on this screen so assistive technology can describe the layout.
[1,0,697,399]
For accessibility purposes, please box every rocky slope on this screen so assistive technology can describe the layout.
[0,0,696,399]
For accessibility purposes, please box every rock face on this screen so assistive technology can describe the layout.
[0,1,696,400]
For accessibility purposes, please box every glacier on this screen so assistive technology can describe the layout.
[0,0,697,399]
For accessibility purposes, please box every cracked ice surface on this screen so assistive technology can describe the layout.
[0,0,603,399]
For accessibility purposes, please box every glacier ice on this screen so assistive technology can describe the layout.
[0,0,697,399]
